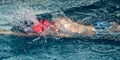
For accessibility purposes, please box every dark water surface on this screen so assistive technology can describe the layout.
[0,35,120,60]
[0,0,120,60]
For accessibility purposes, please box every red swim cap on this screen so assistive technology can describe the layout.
[32,20,52,33]
[42,20,51,31]
[32,23,43,33]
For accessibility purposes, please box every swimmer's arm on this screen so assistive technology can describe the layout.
[0,30,31,36]
[0,29,73,37]
[84,22,120,34]
[0,30,43,36]
[0,30,17,34]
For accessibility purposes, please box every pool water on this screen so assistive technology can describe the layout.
[0,35,120,60]
[0,0,120,60]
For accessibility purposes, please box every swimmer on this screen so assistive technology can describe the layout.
[0,16,120,37]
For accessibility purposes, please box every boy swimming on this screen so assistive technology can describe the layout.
[0,15,97,37]
[0,10,120,37]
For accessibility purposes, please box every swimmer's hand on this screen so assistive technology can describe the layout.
[110,22,120,32]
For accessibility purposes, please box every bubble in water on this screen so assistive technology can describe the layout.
[13,9,39,25]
